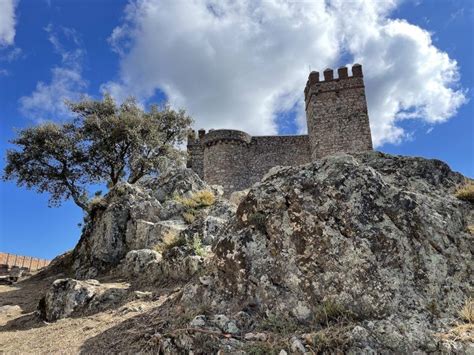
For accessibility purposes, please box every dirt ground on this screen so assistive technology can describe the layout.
[0,273,174,353]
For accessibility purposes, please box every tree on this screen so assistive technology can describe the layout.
[3,95,192,214]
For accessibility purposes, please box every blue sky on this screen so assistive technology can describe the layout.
[0,0,473,259]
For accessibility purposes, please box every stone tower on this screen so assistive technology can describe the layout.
[304,64,373,160]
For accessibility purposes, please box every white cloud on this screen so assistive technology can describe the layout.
[0,0,16,47]
[19,25,87,121]
[105,0,467,146]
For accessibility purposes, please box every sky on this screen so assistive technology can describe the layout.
[0,0,473,260]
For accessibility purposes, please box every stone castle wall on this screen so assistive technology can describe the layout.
[188,130,310,193]
[187,64,373,194]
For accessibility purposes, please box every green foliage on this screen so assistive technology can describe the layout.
[455,181,474,202]
[2,94,192,213]
[190,235,206,257]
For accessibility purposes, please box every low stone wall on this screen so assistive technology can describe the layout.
[0,252,50,272]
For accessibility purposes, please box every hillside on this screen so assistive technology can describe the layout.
[0,152,472,354]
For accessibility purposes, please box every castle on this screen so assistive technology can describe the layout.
[187,64,373,194]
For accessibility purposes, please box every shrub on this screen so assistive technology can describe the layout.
[455,181,474,202]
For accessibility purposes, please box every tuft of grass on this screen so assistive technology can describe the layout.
[455,181,474,202]
[182,211,196,224]
[174,190,215,209]
[315,299,354,325]
[174,190,216,224]
[259,314,299,336]
[435,298,474,344]
[154,235,186,253]
[427,299,440,316]
[459,298,474,324]
[306,325,352,353]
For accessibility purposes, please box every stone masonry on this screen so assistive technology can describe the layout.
[187,64,373,194]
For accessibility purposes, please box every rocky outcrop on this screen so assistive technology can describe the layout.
[72,167,236,278]
[177,152,473,353]
[46,152,473,353]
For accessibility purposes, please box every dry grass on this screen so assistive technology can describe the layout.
[174,190,216,209]
[0,275,166,353]
[174,190,216,224]
[455,181,474,202]
[459,298,474,323]
[466,225,474,235]
[436,298,474,344]
[153,232,186,253]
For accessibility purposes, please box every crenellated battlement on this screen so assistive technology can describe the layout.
[304,64,364,104]
[187,64,373,195]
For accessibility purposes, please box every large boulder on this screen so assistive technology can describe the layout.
[38,278,128,322]
[180,152,473,353]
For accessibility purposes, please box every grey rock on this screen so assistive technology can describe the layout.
[290,337,306,353]
[189,315,207,328]
[134,291,153,300]
[39,278,129,321]
[39,278,101,321]
[244,332,267,341]
[122,249,162,278]
[203,152,472,353]
[229,189,249,206]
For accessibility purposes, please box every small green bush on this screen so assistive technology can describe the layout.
[455,181,474,202]
[190,235,206,257]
